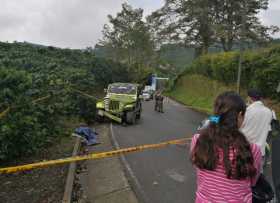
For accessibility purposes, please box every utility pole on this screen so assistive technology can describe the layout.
[237,43,244,94]
[237,1,246,94]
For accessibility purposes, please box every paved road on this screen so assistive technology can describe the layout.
[112,99,206,203]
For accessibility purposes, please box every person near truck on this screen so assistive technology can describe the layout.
[154,91,164,113]
[240,89,273,171]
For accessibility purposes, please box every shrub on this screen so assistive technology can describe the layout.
[186,46,280,100]
[0,41,146,161]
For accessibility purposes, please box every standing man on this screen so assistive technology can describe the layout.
[157,91,164,113]
[154,91,159,112]
[240,89,272,170]
[154,91,164,113]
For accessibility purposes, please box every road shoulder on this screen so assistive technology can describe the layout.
[74,124,138,203]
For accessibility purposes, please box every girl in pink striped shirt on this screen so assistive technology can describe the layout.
[191,92,262,203]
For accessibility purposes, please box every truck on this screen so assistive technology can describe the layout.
[96,83,142,124]
[151,75,169,92]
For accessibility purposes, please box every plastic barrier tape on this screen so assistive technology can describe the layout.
[0,137,191,174]
[70,87,98,100]
[0,107,10,119]
[0,95,51,120]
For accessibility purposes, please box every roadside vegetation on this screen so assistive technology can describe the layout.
[1,1,279,202]
[186,45,280,100]
[167,74,236,114]
[1,0,280,164]
[168,45,280,117]
[150,0,279,117]
[0,41,144,162]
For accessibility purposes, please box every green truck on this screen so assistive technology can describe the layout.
[96,83,142,124]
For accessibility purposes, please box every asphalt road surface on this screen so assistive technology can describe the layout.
[112,99,206,203]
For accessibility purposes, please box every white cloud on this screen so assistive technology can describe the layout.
[129,0,164,16]
[0,0,278,48]
[0,0,164,48]
[0,0,125,48]
[259,0,280,37]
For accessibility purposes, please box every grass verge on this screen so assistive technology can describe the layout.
[166,74,280,117]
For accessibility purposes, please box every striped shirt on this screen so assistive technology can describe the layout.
[191,134,262,203]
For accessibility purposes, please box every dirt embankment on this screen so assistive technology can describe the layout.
[0,136,75,203]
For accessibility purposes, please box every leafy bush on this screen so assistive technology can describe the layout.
[0,41,146,161]
[0,68,60,160]
[186,45,280,100]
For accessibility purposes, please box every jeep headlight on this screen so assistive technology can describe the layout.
[96,102,104,109]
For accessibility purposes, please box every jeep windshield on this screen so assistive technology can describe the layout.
[108,84,136,95]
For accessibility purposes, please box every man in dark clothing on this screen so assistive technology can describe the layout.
[157,93,164,113]
[154,92,159,111]
[154,91,164,113]
[272,135,280,202]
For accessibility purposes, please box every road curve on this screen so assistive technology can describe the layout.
[111,99,206,203]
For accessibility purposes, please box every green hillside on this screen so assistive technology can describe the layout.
[0,41,141,161]
[168,45,280,117]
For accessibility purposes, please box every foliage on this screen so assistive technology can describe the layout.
[212,0,279,50]
[185,45,280,100]
[0,41,138,161]
[167,74,238,114]
[100,3,155,69]
[0,68,61,160]
[148,0,214,55]
[157,44,195,71]
[147,0,278,54]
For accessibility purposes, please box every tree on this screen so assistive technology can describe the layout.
[148,0,215,55]
[148,0,279,54]
[212,0,279,51]
[99,3,155,68]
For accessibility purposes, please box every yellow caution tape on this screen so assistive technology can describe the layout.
[0,95,51,120]
[32,95,51,104]
[0,137,191,174]
[70,87,98,100]
[0,87,96,120]
[0,107,10,119]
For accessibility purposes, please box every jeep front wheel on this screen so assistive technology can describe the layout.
[95,110,104,122]
[125,111,136,124]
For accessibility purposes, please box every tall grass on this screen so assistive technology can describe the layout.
[166,74,280,117]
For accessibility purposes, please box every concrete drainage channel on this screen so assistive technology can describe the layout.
[62,137,81,203]
[65,124,139,203]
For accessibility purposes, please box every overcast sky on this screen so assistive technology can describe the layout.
[0,0,279,49]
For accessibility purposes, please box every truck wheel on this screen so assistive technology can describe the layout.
[126,111,136,124]
[96,115,104,123]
